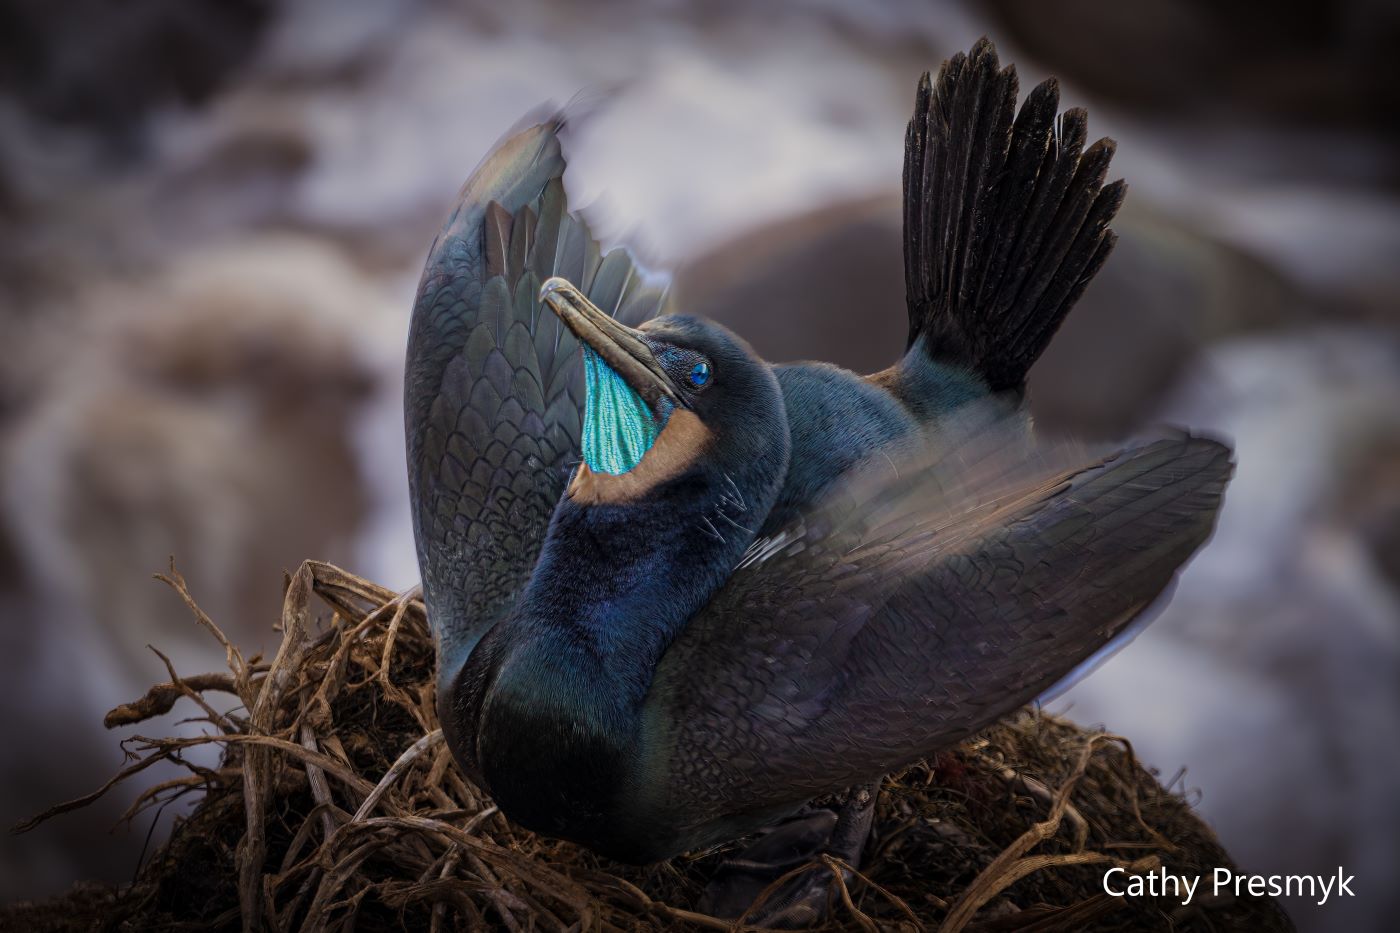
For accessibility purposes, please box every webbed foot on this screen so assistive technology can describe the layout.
[697,781,879,928]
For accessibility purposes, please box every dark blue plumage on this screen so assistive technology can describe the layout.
[405,38,1232,898]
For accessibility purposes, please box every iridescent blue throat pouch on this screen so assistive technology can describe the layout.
[581,346,668,474]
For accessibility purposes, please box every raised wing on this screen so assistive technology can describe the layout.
[642,424,1231,830]
[406,117,670,670]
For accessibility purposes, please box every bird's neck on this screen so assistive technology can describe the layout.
[453,469,762,837]
[519,480,754,703]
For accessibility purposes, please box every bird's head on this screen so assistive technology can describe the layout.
[540,277,788,511]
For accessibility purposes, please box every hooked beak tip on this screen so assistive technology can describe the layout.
[539,276,572,304]
[537,276,686,410]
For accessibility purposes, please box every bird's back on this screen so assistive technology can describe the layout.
[761,362,917,533]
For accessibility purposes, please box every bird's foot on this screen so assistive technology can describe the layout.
[698,782,879,928]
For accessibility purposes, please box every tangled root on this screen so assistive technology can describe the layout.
[9,561,1293,932]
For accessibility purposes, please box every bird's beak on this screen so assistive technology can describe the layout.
[540,277,685,409]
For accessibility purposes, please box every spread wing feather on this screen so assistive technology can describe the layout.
[644,425,1231,830]
[406,118,670,669]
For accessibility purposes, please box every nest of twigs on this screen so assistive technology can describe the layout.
[8,561,1293,932]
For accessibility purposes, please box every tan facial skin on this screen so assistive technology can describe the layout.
[568,409,712,505]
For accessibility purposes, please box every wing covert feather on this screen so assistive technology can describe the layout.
[645,429,1231,821]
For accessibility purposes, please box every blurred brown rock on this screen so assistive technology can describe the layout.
[1331,434,1400,593]
[985,0,1400,139]
[0,235,383,895]
[0,0,271,146]
[677,192,1309,438]
[3,235,378,677]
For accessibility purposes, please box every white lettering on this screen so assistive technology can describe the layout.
[1210,867,1356,905]
[1103,867,1126,897]
[1101,867,1200,907]
[1180,873,1198,907]
[1114,866,1356,907]
[1336,867,1355,899]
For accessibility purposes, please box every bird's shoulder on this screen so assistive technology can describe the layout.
[774,361,916,442]
[762,362,918,534]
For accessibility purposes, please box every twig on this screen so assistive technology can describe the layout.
[237,562,315,933]
[999,766,1089,851]
[300,723,340,841]
[824,856,879,933]
[377,584,422,687]
[823,854,926,931]
[154,558,248,696]
[13,743,178,832]
[351,730,444,823]
[104,671,246,728]
[428,848,462,933]
[937,734,1158,933]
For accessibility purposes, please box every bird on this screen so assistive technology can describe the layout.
[405,38,1232,924]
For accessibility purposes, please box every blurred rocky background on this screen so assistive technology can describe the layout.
[0,1,1395,930]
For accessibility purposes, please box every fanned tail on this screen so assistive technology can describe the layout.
[902,38,1125,394]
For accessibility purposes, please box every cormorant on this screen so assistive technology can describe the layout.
[405,39,1233,924]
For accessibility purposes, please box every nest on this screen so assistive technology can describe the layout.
[8,561,1293,932]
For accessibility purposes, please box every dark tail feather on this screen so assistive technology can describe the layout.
[902,38,1125,394]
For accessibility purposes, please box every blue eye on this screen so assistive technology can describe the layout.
[689,361,712,387]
